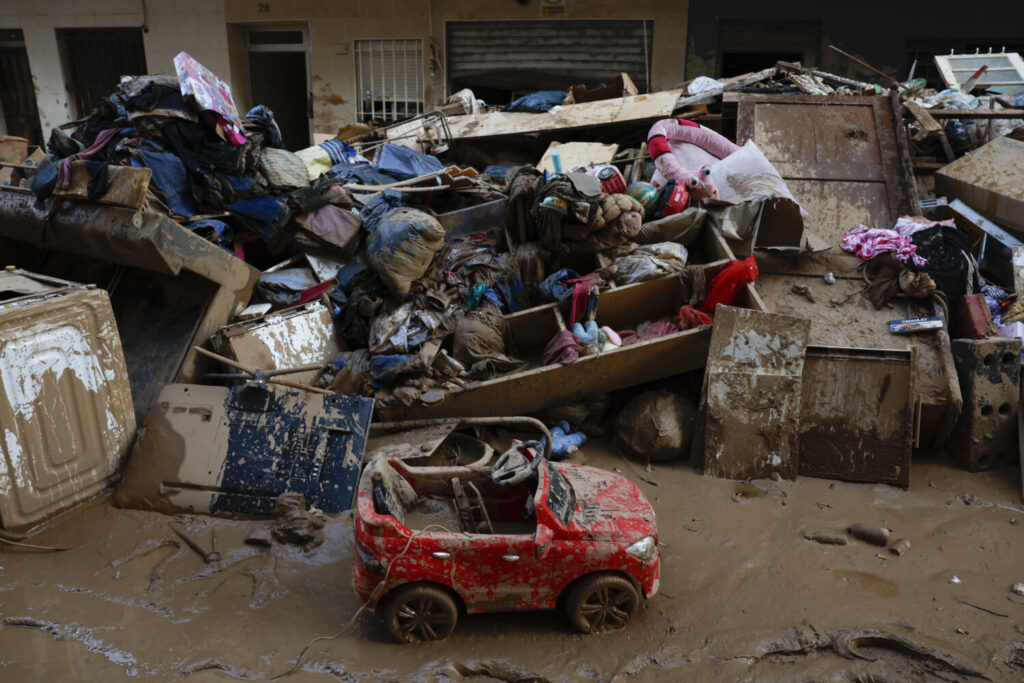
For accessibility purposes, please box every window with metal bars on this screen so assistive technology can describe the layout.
[354,39,424,123]
[57,28,146,118]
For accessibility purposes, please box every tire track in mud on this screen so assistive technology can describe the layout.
[1,616,152,677]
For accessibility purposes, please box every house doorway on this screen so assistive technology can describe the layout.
[246,27,311,150]
[0,29,43,143]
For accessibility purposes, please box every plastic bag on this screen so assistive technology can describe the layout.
[616,390,697,462]
[702,256,759,314]
[366,207,445,299]
[245,105,283,148]
[503,91,565,113]
[369,301,445,355]
[709,140,803,209]
[687,76,722,95]
[374,143,444,181]
[611,242,688,285]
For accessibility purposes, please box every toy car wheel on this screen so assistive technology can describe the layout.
[565,574,639,634]
[382,584,458,643]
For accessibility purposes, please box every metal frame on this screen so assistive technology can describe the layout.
[442,18,654,101]
[244,24,313,146]
[353,38,425,123]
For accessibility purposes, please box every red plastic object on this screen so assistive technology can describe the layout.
[950,293,997,340]
[353,458,660,623]
[590,165,626,195]
[701,256,759,314]
[661,182,690,216]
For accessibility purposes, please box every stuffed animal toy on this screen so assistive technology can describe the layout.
[646,118,740,201]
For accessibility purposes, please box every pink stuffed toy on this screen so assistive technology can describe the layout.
[647,118,740,200]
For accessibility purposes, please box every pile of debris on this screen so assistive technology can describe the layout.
[1,49,1023,535]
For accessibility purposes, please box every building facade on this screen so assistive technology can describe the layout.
[3,0,1019,151]
[0,0,687,149]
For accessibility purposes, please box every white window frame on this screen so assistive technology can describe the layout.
[934,50,1024,94]
[354,38,425,123]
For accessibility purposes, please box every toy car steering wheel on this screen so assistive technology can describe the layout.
[491,441,543,487]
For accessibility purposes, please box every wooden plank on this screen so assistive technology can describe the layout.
[775,61,874,91]
[770,162,884,182]
[389,260,735,420]
[673,67,777,110]
[904,98,955,162]
[444,89,681,140]
[890,92,922,216]
[929,108,1024,119]
[537,141,618,172]
[736,93,916,244]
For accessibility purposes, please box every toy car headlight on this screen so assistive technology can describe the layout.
[624,536,656,562]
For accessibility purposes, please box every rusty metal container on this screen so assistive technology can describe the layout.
[0,268,135,531]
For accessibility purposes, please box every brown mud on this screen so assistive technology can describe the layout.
[1,442,1023,681]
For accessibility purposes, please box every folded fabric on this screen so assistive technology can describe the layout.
[452,305,523,379]
[130,139,197,217]
[185,218,233,249]
[609,242,689,285]
[296,139,357,180]
[543,330,584,365]
[57,127,119,191]
[675,305,713,330]
[294,204,361,256]
[256,267,320,305]
[841,225,927,267]
[619,318,681,346]
[374,143,444,181]
[260,147,309,189]
[328,159,394,186]
[538,268,580,303]
[227,196,292,241]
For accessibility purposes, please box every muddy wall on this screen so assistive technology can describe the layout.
[223,0,689,138]
[0,0,231,133]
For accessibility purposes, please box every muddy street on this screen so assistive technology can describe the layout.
[1,442,1021,682]
[4,6,1024,681]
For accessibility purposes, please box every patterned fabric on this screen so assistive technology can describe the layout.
[841,225,928,267]
[173,52,245,145]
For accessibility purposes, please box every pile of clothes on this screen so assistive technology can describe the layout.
[25,56,770,417]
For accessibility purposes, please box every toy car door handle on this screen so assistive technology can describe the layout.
[432,551,451,559]
[502,554,520,562]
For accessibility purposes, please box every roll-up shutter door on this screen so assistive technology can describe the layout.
[446,19,653,94]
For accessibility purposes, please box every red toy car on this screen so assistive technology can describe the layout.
[353,443,660,642]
